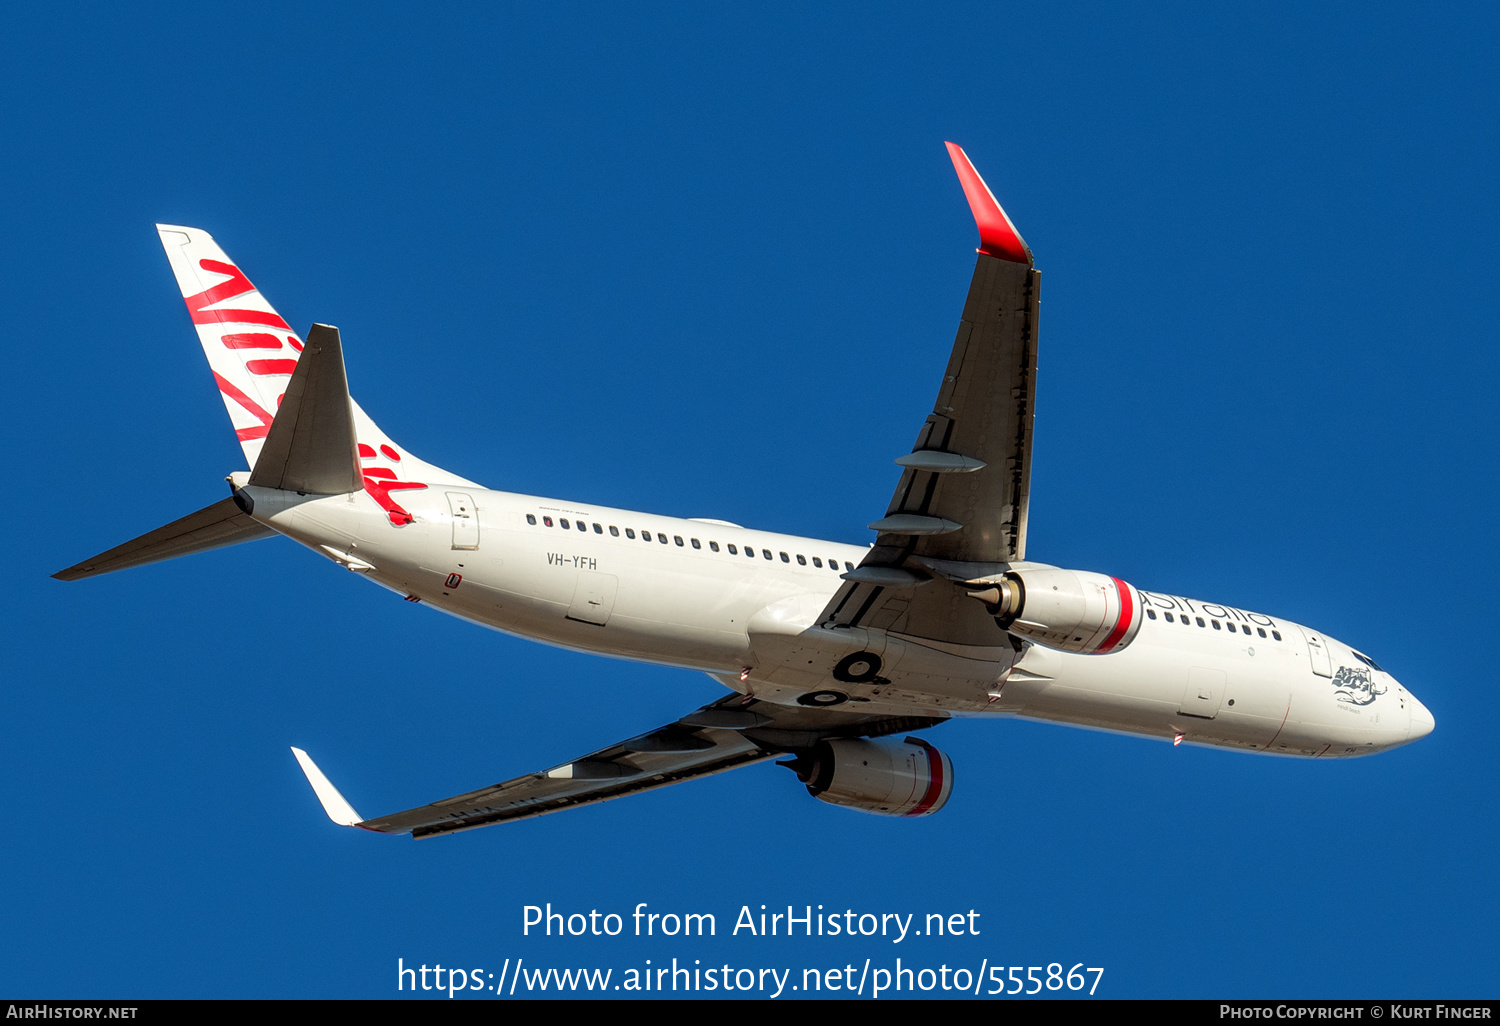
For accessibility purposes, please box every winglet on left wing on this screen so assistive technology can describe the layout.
[945,142,1032,265]
[291,747,365,827]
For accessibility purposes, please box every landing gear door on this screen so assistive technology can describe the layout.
[1297,625,1333,677]
[447,492,479,550]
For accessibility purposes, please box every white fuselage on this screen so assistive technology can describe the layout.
[242,480,1433,759]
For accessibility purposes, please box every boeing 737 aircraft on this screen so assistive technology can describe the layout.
[55,144,1434,837]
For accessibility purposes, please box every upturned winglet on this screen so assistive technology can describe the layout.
[290,747,365,827]
[945,142,1032,265]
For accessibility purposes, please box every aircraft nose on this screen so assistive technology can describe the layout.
[1407,694,1435,741]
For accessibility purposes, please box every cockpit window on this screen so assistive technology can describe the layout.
[1353,651,1385,672]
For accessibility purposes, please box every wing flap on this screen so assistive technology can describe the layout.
[52,496,274,581]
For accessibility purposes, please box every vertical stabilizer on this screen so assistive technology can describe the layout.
[157,225,305,469]
[157,225,483,502]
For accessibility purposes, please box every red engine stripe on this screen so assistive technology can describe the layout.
[1095,577,1135,654]
[906,738,945,817]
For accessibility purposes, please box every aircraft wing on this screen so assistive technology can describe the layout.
[293,694,944,838]
[820,143,1039,642]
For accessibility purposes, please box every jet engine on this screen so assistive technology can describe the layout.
[786,736,952,817]
[964,568,1142,655]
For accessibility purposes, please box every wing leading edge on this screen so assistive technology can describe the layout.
[293,694,944,838]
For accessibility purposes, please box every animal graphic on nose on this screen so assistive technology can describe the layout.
[1332,665,1386,706]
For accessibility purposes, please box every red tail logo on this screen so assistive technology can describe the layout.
[185,260,304,442]
[358,443,426,525]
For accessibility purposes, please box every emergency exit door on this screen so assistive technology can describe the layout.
[447,492,479,550]
[1297,625,1333,677]
[567,572,618,626]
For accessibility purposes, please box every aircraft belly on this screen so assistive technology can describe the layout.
[1017,639,1303,751]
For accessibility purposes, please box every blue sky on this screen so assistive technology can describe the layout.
[2,3,1496,999]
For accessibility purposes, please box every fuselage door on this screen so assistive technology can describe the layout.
[1297,626,1333,677]
[567,572,619,626]
[447,492,479,550]
[1177,666,1227,719]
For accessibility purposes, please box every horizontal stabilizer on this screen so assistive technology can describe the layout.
[249,324,361,494]
[52,497,274,581]
[290,748,364,827]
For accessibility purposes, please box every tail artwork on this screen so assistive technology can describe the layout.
[156,225,306,470]
[53,226,476,582]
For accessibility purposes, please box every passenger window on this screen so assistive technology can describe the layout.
[780,552,789,562]
[609,526,619,537]
[1257,628,1266,638]
[746,547,756,558]
[1272,631,1282,641]
[526,514,537,525]
[831,557,841,568]
[657,533,668,544]
[844,561,854,571]
[625,528,635,539]
[691,538,701,549]
[812,557,823,568]
[560,519,570,529]
[1164,612,1174,623]
[727,544,738,555]
[763,549,772,560]
[543,516,554,527]
[1146,609,1157,620]
[593,523,603,534]
[1196,617,1205,627]
[1212,620,1221,630]
[709,541,719,552]
[674,536,684,546]
[577,521,587,532]
[796,554,807,565]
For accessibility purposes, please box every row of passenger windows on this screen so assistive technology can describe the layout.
[525,513,856,572]
[1146,608,1282,640]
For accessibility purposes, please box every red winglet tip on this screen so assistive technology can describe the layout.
[945,142,1031,264]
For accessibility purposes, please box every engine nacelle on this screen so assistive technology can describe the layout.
[790,736,952,817]
[966,568,1143,655]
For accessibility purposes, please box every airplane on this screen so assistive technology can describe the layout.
[54,143,1435,838]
